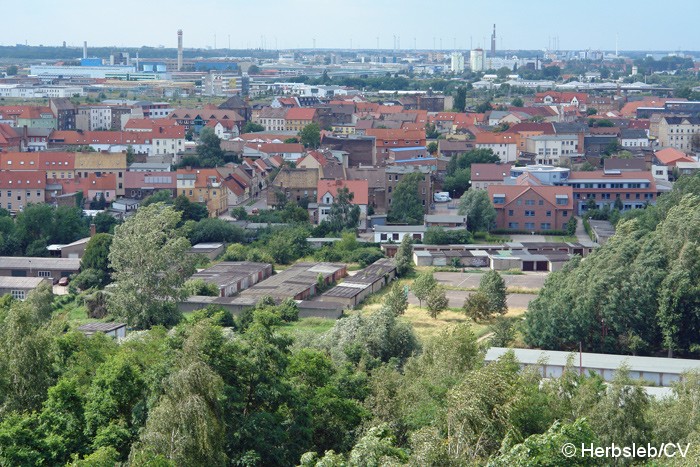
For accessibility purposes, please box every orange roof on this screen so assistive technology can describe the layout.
[285,108,317,121]
[0,151,75,171]
[49,131,151,145]
[0,170,46,189]
[655,148,695,166]
[177,168,223,187]
[620,98,683,117]
[317,179,369,205]
[376,105,404,115]
[256,143,304,154]
[487,184,573,210]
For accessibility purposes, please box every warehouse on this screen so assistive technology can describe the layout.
[190,261,273,297]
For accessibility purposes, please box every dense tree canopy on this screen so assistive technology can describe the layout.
[387,172,425,225]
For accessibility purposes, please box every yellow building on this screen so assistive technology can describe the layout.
[176,168,227,217]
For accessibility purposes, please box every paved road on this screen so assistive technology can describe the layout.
[243,191,269,213]
[434,271,547,290]
[574,216,591,243]
[408,289,536,310]
[508,234,548,242]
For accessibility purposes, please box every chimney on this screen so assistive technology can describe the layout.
[89,223,96,237]
[177,30,183,71]
[83,41,87,59]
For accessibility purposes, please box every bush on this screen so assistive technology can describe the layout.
[183,279,219,297]
[84,290,109,318]
[565,217,578,236]
[71,268,106,291]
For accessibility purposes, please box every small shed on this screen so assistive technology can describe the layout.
[77,322,127,339]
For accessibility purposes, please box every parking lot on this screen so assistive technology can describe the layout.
[433,271,548,290]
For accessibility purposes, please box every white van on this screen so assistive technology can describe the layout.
[433,192,452,202]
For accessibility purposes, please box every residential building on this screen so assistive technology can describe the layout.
[450,52,465,73]
[284,107,317,132]
[504,122,556,153]
[0,124,21,151]
[487,185,574,232]
[620,128,650,148]
[561,170,656,214]
[374,225,426,243]
[316,179,369,225]
[253,107,288,132]
[267,168,318,208]
[507,165,570,186]
[525,134,580,165]
[385,165,432,213]
[74,152,127,196]
[76,106,112,131]
[655,116,700,151]
[1,151,75,179]
[654,147,695,168]
[534,91,589,110]
[347,167,386,213]
[0,256,80,282]
[176,168,227,217]
[470,49,485,71]
[365,129,426,165]
[0,277,52,300]
[169,107,245,134]
[0,171,46,213]
[474,132,517,163]
[470,163,512,189]
[124,171,177,199]
[49,98,77,131]
[322,134,376,167]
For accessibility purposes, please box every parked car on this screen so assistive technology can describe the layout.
[58,277,69,286]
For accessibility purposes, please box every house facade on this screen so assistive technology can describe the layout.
[487,185,574,232]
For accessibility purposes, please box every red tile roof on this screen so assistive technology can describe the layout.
[285,108,317,121]
[487,184,573,210]
[317,179,369,205]
[365,128,426,141]
[0,124,20,145]
[504,122,556,134]
[0,170,46,189]
[124,171,176,189]
[0,151,75,171]
[49,131,151,145]
[654,148,695,166]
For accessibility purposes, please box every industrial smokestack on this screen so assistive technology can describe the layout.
[177,29,183,71]
[83,41,87,59]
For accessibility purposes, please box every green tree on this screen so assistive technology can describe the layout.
[141,190,174,207]
[458,189,497,233]
[6,65,18,76]
[108,204,195,329]
[299,122,321,149]
[489,317,517,347]
[242,121,265,133]
[426,285,448,319]
[480,269,508,315]
[454,86,467,112]
[475,100,493,113]
[511,97,524,107]
[383,282,408,316]
[394,235,414,277]
[196,127,224,167]
[174,194,209,222]
[426,141,438,155]
[326,186,361,232]
[412,271,436,308]
[387,172,424,225]
[93,212,118,234]
[463,291,491,322]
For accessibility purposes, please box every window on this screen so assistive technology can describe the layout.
[525,199,535,205]
[524,222,535,230]
[380,233,388,241]
[10,290,25,300]
[508,210,514,216]
[546,210,551,217]
[37,271,51,278]
[508,222,519,229]
[563,211,569,217]
[493,196,504,204]
[556,197,568,205]
[538,200,544,205]
[525,210,535,217]
[540,223,551,230]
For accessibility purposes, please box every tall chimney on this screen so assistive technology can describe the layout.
[83,41,88,59]
[177,30,183,71]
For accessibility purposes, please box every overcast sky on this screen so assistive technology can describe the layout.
[3,0,698,52]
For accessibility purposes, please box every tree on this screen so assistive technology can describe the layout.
[126,145,135,165]
[6,65,18,76]
[242,121,265,133]
[565,217,578,236]
[174,195,209,222]
[412,271,436,308]
[475,100,493,113]
[387,172,424,225]
[426,285,448,319]
[196,127,224,167]
[383,282,407,316]
[444,149,499,199]
[93,212,118,234]
[454,87,467,112]
[463,291,491,322]
[480,269,508,315]
[394,235,414,277]
[489,317,517,347]
[80,233,113,285]
[326,187,360,232]
[458,189,497,233]
[108,204,195,329]
[299,123,321,149]
[511,97,524,107]
[426,141,438,155]
[141,190,174,207]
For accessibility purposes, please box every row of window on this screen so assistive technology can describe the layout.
[508,222,553,230]
[574,193,654,200]
[566,182,650,189]
[507,210,567,218]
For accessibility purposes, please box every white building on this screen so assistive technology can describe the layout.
[526,134,581,165]
[0,84,84,98]
[77,106,112,131]
[450,52,465,73]
[470,49,485,71]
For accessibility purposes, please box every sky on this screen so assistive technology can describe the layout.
[2,0,698,52]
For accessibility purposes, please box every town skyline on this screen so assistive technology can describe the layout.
[3,0,699,52]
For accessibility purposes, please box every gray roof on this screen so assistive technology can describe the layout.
[0,256,80,270]
[620,128,648,139]
[486,347,700,375]
[385,165,432,174]
[77,322,127,332]
[128,162,171,171]
[191,261,270,289]
[425,214,467,224]
[0,276,50,289]
[374,225,426,233]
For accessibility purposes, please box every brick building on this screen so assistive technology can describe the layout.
[487,185,574,232]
